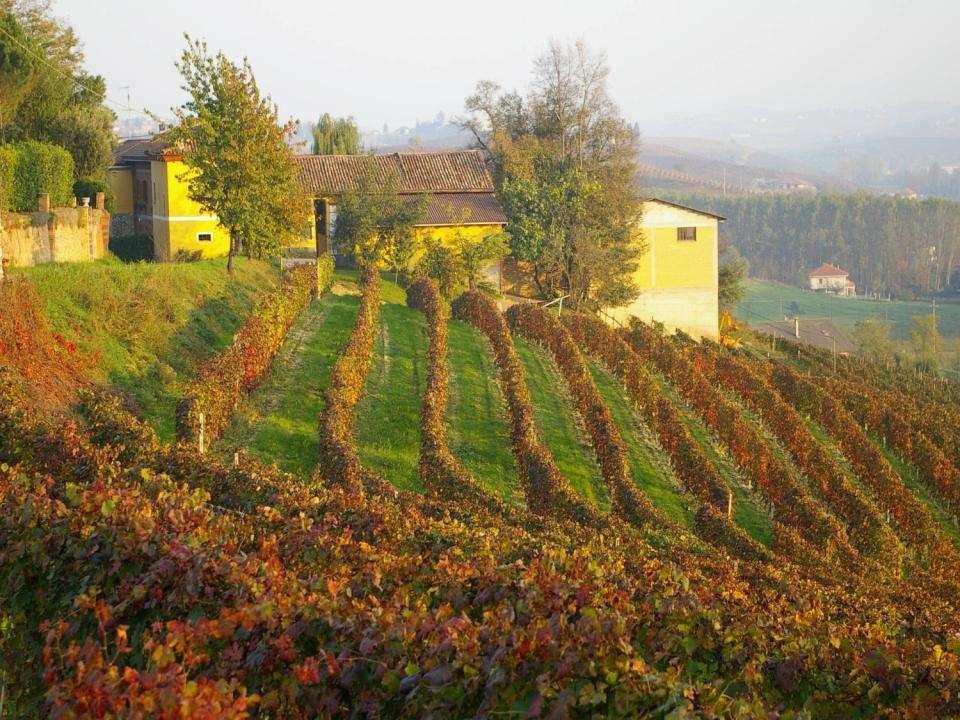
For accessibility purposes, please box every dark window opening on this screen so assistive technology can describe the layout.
[198,232,212,242]
[677,226,697,241]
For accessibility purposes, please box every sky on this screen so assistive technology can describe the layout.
[53,0,960,133]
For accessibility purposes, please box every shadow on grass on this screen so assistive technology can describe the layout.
[108,286,258,442]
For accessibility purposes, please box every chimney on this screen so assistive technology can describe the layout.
[794,317,800,339]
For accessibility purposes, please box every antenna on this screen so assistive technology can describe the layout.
[118,85,132,136]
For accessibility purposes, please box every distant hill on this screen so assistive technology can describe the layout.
[640,138,855,194]
[641,103,960,199]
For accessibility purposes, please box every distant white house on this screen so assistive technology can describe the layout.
[808,263,856,297]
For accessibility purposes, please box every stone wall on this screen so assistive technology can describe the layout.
[1,206,109,268]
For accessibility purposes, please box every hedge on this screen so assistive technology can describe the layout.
[406,278,504,511]
[451,291,605,528]
[317,267,382,496]
[506,303,667,530]
[73,176,115,212]
[0,140,75,212]
[176,264,317,447]
[109,233,155,263]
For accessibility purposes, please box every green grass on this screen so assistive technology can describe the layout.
[446,318,521,503]
[589,362,693,528]
[513,335,609,510]
[17,256,278,439]
[737,278,960,340]
[874,439,960,549]
[216,291,360,473]
[649,370,775,547]
[353,282,429,492]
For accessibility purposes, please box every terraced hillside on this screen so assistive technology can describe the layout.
[3,261,960,718]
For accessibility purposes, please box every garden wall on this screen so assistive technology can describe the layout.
[1,206,109,268]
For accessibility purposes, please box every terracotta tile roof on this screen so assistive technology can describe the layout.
[295,150,495,195]
[809,263,849,278]
[420,193,507,225]
[112,136,173,164]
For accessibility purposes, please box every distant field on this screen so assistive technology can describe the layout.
[736,279,960,339]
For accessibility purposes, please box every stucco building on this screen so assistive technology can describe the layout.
[108,137,232,261]
[295,150,507,279]
[808,263,856,296]
[108,142,507,271]
[604,198,724,340]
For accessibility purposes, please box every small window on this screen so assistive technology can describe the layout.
[197,232,212,242]
[677,227,697,242]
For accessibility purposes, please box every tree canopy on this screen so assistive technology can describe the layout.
[463,39,642,310]
[171,35,306,274]
[311,113,361,155]
[0,1,114,178]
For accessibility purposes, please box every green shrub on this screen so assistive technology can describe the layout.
[109,233,155,262]
[174,249,203,263]
[0,140,75,211]
[316,253,334,294]
[73,176,116,212]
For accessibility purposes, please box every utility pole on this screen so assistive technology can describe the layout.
[821,329,837,373]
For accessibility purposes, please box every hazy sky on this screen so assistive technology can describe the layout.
[53,0,960,132]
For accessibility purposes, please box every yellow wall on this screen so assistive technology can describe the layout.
[607,200,720,340]
[410,224,504,263]
[107,167,133,214]
[152,159,231,261]
[634,201,718,292]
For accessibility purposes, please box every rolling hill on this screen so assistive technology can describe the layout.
[2,260,960,717]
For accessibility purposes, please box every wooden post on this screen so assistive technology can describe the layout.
[198,412,206,455]
[726,490,733,519]
[233,451,240,468]
[38,192,50,212]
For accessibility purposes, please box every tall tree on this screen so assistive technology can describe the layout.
[464,39,642,310]
[718,244,749,310]
[171,35,306,275]
[910,313,942,372]
[311,113,361,155]
[852,317,894,366]
[0,9,36,122]
[332,159,426,271]
[0,1,114,177]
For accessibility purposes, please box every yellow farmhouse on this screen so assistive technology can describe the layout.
[605,198,724,341]
[295,150,507,276]
[109,142,507,273]
[108,137,232,261]
[108,137,718,337]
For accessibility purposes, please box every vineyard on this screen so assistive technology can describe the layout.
[2,261,960,718]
